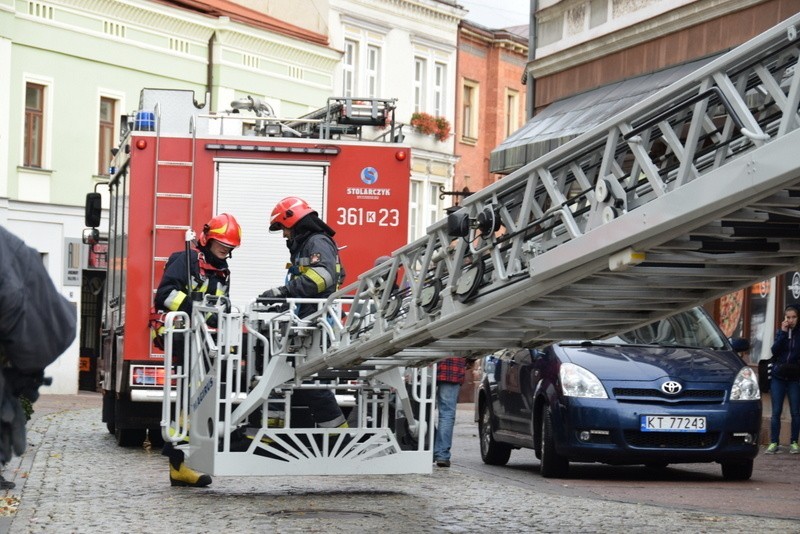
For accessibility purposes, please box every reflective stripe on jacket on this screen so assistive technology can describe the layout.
[285,233,343,318]
[154,249,230,314]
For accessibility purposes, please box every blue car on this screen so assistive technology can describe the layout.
[477,307,762,480]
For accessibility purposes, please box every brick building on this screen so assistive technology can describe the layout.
[493,0,800,363]
[452,21,528,201]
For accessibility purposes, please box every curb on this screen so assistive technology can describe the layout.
[0,392,101,534]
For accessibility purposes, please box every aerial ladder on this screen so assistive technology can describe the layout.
[163,14,800,476]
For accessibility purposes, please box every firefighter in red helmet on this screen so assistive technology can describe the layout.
[268,196,316,233]
[154,213,241,487]
[261,197,348,430]
[263,197,345,316]
[155,213,241,317]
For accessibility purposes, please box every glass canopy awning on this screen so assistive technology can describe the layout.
[490,55,720,175]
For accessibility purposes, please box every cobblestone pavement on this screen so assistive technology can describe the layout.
[1,394,798,533]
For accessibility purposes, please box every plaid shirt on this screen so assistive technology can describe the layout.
[436,357,466,384]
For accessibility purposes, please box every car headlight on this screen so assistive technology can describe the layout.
[730,366,761,401]
[560,362,608,398]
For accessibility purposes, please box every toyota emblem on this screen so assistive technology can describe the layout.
[661,381,682,395]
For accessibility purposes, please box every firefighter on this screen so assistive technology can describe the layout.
[154,213,242,487]
[260,196,348,430]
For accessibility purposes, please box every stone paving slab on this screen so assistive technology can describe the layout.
[1,395,798,533]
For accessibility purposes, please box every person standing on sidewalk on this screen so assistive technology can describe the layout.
[0,226,76,489]
[433,357,468,467]
[765,303,800,454]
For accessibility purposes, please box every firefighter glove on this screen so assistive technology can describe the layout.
[259,287,288,300]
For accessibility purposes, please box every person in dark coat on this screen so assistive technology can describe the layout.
[765,303,800,454]
[0,225,76,489]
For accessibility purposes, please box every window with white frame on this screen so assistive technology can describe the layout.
[409,175,447,241]
[341,26,385,98]
[98,97,117,176]
[414,57,426,113]
[24,82,45,168]
[427,181,443,229]
[343,39,357,97]
[434,63,446,116]
[366,45,381,98]
[409,181,420,238]
[412,45,451,119]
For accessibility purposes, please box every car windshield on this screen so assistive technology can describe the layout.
[596,308,728,349]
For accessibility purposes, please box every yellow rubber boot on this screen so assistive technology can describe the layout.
[169,462,212,487]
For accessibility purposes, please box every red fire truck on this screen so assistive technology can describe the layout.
[84,89,411,447]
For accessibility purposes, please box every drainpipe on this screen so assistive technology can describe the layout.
[206,31,217,110]
[526,0,538,120]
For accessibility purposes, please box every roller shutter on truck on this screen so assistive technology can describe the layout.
[215,161,327,310]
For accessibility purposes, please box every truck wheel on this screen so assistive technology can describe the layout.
[102,392,115,434]
[115,427,146,447]
[721,459,753,481]
[540,406,569,478]
[148,427,165,448]
[479,402,511,465]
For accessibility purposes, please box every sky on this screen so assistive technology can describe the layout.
[456,0,530,29]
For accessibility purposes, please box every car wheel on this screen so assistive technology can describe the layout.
[540,406,569,478]
[721,459,753,481]
[645,462,669,470]
[479,402,511,465]
[115,427,147,447]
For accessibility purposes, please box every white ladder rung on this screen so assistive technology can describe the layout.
[154,224,191,231]
[156,192,192,199]
[157,160,193,167]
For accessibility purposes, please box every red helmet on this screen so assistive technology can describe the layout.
[269,197,315,231]
[198,213,242,248]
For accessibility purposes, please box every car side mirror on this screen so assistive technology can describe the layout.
[729,337,750,353]
[531,348,547,360]
[85,192,102,227]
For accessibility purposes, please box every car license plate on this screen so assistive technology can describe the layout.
[640,415,706,432]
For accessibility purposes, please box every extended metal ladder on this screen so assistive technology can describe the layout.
[292,13,800,377]
[167,15,800,476]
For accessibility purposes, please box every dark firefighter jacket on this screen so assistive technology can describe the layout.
[154,247,230,314]
[283,232,343,318]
